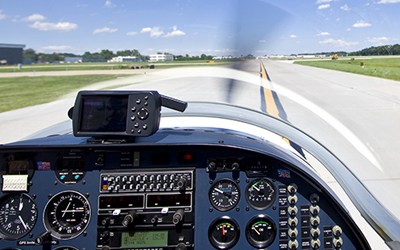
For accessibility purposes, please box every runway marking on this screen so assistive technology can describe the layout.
[260,61,280,118]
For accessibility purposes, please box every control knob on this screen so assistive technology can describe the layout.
[176,243,187,250]
[172,209,184,225]
[207,162,216,171]
[35,231,51,246]
[332,225,342,237]
[122,210,138,227]
[177,177,187,189]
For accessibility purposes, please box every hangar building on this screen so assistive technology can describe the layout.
[0,43,25,65]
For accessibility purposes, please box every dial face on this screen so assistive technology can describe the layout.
[245,178,276,210]
[0,193,37,240]
[208,216,240,249]
[245,214,276,248]
[43,191,91,240]
[209,178,240,212]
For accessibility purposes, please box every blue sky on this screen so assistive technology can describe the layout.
[1,0,400,56]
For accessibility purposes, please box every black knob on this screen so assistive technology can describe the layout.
[99,231,110,242]
[122,210,138,227]
[207,162,216,171]
[172,209,184,225]
[151,215,159,224]
[176,243,187,250]
[35,231,51,245]
[177,177,187,189]
[101,216,111,226]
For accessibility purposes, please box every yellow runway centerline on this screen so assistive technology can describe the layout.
[260,61,280,118]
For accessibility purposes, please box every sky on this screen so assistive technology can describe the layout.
[1,0,400,56]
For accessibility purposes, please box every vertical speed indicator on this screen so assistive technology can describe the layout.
[209,178,240,212]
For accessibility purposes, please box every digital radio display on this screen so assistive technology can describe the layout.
[121,230,168,248]
[147,194,191,207]
[99,195,144,209]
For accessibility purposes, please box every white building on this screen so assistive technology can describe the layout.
[149,54,174,62]
[107,56,142,63]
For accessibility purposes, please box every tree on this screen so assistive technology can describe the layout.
[23,48,38,62]
[99,49,114,60]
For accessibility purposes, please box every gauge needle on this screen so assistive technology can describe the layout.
[214,188,224,194]
[222,224,226,235]
[19,215,28,230]
[19,195,23,211]
[252,184,260,192]
[252,225,261,235]
[62,202,71,217]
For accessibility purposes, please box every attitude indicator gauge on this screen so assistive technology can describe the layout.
[209,178,240,212]
[0,193,38,240]
[245,178,276,210]
[208,216,240,249]
[245,214,276,248]
[43,190,91,240]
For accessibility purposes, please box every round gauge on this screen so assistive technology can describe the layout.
[0,193,37,240]
[43,191,91,240]
[245,178,276,210]
[245,214,276,248]
[208,216,240,249]
[209,178,240,212]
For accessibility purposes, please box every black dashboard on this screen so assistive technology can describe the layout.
[0,127,371,250]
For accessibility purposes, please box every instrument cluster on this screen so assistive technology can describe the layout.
[0,129,371,249]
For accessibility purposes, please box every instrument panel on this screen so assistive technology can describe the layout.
[0,129,371,249]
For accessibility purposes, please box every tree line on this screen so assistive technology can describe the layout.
[349,44,400,56]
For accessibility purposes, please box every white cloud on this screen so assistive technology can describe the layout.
[316,0,332,3]
[378,0,400,3]
[259,40,266,43]
[140,27,164,37]
[104,0,116,8]
[318,4,330,9]
[42,45,73,51]
[0,10,6,20]
[22,14,46,22]
[352,20,372,28]
[368,37,390,45]
[317,32,331,36]
[319,38,359,47]
[93,27,118,34]
[30,21,77,31]
[347,28,351,31]
[164,30,185,37]
[140,27,152,33]
[126,31,137,36]
[340,4,350,11]
[290,35,297,38]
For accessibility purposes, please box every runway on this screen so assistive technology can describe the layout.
[1,59,400,220]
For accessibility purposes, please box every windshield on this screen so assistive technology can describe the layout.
[1,0,400,237]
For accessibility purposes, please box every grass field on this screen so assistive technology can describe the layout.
[0,74,134,113]
[0,60,231,73]
[294,57,400,81]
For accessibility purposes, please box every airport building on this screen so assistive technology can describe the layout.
[0,43,25,65]
[65,57,83,63]
[149,54,174,62]
[107,56,142,63]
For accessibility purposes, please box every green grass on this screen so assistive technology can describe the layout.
[0,74,135,113]
[294,57,400,81]
[0,60,232,72]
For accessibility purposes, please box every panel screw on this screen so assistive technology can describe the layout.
[48,194,52,199]
[53,181,57,185]
[246,206,250,211]
[82,180,86,185]
[209,208,213,212]
[236,207,240,212]
[85,193,90,198]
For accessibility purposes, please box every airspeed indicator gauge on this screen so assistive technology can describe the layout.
[209,178,240,212]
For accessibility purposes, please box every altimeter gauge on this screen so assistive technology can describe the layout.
[0,193,38,240]
[43,190,91,240]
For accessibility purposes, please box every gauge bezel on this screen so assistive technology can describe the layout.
[245,178,277,210]
[245,214,276,249]
[43,190,91,240]
[209,178,240,212]
[0,193,38,240]
[208,216,240,249]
